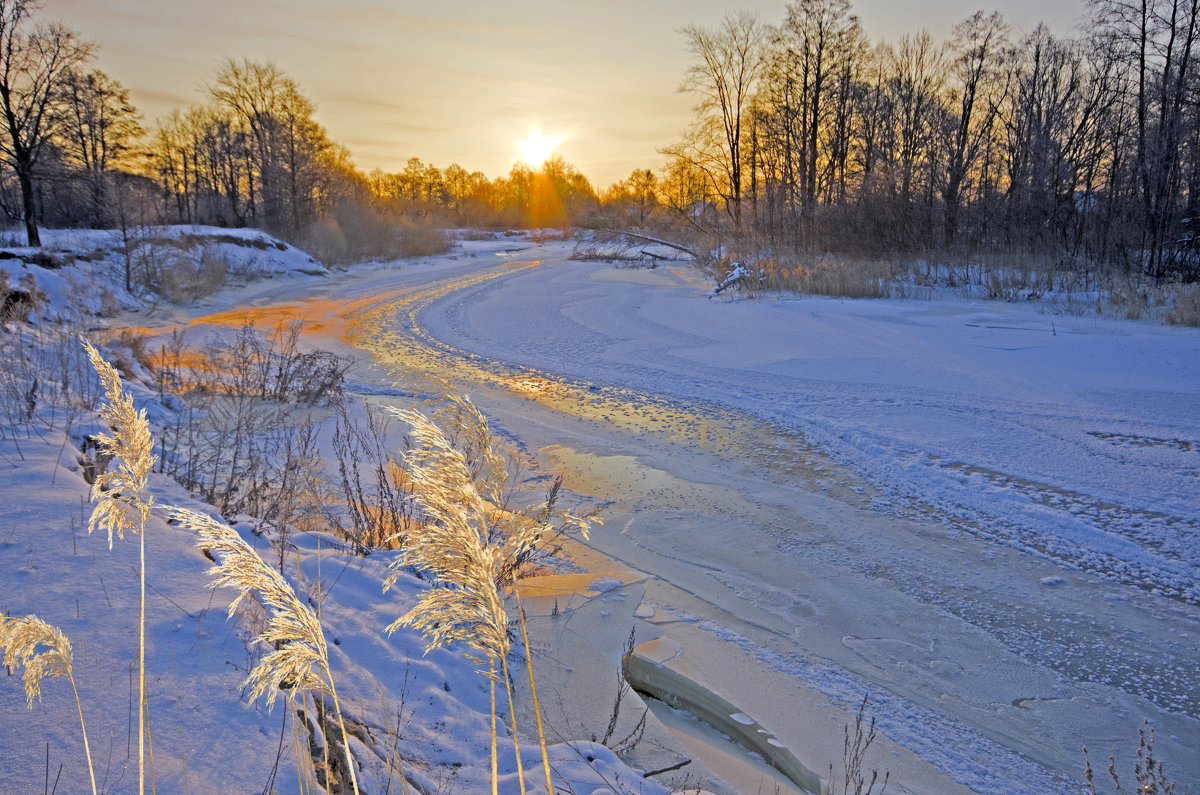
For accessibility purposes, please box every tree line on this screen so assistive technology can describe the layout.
[0,0,605,260]
[7,0,1197,284]
[663,0,1200,282]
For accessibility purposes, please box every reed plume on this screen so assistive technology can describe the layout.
[383,394,596,794]
[81,338,155,547]
[170,507,360,795]
[0,614,97,795]
[381,404,511,664]
[82,337,155,795]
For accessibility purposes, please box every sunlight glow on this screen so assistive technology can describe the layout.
[516,129,561,167]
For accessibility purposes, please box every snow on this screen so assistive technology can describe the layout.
[0,228,671,794]
[363,243,1199,790]
[4,227,1198,793]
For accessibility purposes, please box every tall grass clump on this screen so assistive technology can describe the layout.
[169,507,360,795]
[82,337,155,795]
[1166,282,1200,327]
[0,615,97,795]
[383,391,595,795]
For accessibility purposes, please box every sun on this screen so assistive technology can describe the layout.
[516,129,561,167]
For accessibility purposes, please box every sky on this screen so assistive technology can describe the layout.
[54,0,1084,188]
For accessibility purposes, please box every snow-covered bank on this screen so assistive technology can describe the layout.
[1,228,683,794]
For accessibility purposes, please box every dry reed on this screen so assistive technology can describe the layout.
[169,506,360,795]
[0,614,97,795]
[82,338,156,548]
[383,393,595,794]
[82,337,155,795]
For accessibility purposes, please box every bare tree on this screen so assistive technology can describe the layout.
[56,67,143,226]
[942,10,1009,245]
[670,11,766,230]
[776,0,865,206]
[0,0,91,246]
[1000,26,1099,249]
[1092,0,1200,277]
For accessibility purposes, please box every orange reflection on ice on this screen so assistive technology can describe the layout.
[186,294,386,342]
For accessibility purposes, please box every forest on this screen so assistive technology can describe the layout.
[3,0,1200,292]
[660,0,1200,290]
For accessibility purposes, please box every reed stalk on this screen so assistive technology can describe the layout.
[82,338,156,795]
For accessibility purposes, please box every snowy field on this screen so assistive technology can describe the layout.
[3,230,1197,792]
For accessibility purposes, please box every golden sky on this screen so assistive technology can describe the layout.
[54,0,1082,187]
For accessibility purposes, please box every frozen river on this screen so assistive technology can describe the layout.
[338,239,1199,791]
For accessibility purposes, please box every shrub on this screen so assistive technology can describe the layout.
[156,248,229,302]
[300,216,348,265]
[302,203,450,264]
[396,216,451,258]
[330,199,398,262]
[1166,283,1200,327]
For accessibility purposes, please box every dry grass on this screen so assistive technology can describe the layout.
[83,337,157,795]
[712,248,1200,329]
[1166,283,1200,327]
[711,253,895,299]
[170,506,360,795]
[171,508,328,704]
[66,337,605,794]
[83,338,156,547]
[382,403,512,664]
[85,332,360,794]
[0,614,76,707]
[766,256,894,298]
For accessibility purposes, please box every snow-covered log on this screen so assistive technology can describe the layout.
[710,262,751,296]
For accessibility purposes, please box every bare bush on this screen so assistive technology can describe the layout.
[827,694,889,795]
[396,216,451,258]
[0,299,99,457]
[300,216,349,265]
[604,627,647,755]
[155,248,229,302]
[124,236,216,301]
[148,322,351,521]
[162,322,350,407]
[326,398,414,553]
[1084,720,1177,794]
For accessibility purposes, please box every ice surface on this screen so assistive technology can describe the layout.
[352,242,1199,790]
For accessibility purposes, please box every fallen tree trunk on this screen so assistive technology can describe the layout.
[595,229,697,258]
